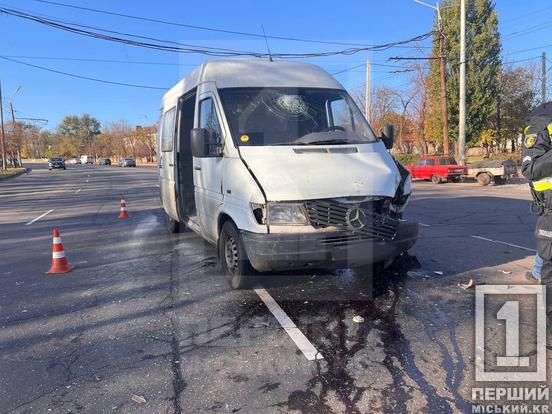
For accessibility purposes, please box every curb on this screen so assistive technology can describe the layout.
[0,167,31,181]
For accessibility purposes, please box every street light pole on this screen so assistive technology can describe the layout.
[413,0,449,156]
[365,60,372,124]
[458,0,467,164]
[0,79,6,171]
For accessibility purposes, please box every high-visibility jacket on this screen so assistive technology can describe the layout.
[522,124,552,208]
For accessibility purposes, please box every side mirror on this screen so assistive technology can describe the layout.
[191,128,223,158]
[381,124,395,150]
[191,128,209,158]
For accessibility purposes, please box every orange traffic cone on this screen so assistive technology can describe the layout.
[119,197,129,219]
[46,229,73,274]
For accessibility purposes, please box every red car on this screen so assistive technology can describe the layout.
[407,156,468,184]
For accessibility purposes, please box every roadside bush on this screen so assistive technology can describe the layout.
[393,153,421,166]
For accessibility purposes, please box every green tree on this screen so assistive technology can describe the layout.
[56,114,101,156]
[427,0,501,148]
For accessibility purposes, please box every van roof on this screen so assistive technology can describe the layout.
[161,59,344,109]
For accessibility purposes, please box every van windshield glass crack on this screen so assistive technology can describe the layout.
[219,87,377,146]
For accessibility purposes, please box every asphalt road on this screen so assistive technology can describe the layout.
[0,164,548,414]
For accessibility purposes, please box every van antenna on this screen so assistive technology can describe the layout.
[261,25,273,62]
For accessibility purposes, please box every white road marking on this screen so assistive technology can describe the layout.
[75,188,81,194]
[155,184,160,188]
[254,288,323,361]
[419,223,431,227]
[471,235,535,252]
[85,179,89,183]
[25,209,53,226]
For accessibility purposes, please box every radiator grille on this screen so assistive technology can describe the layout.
[305,199,399,241]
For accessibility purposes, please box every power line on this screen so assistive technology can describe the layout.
[0,56,168,90]
[23,0,430,49]
[0,6,434,58]
[1,55,199,66]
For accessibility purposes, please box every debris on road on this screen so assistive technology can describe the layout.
[458,279,475,290]
[352,315,365,323]
[433,271,444,276]
[501,270,512,274]
[131,394,146,404]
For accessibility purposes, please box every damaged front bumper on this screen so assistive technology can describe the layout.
[241,221,419,272]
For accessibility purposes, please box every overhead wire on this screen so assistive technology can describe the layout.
[23,0,431,49]
[0,56,169,90]
[0,6,434,58]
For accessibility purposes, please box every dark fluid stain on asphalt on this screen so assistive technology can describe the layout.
[273,254,469,414]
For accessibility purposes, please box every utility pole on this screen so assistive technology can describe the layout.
[437,4,449,156]
[365,60,372,124]
[542,52,547,104]
[0,79,6,171]
[413,0,449,156]
[458,0,467,165]
[9,101,22,167]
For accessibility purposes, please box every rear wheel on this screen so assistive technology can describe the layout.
[219,221,254,289]
[477,173,492,186]
[431,175,443,184]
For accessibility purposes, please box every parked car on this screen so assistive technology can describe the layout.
[119,158,136,167]
[158,59,418,289]
[69,158,81,165]
[48,157,66,170]
[407,156,468,184]
[99,157,112,166]
[467,159,518,186]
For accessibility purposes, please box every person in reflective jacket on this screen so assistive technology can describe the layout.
[521,102,552,342]
[521,102,552,329]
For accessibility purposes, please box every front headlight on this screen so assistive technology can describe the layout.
[267,202,308,225]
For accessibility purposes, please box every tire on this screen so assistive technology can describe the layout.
[431,175,443,184]
[167,216,180,233]
[477,173,492,186]
[218,221,254,289]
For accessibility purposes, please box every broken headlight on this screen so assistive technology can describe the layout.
[390,158,412,214]
[267,202,308,225]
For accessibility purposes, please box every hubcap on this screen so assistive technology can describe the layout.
[224,236,239,274]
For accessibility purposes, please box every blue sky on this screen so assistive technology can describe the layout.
[0,0,550,130]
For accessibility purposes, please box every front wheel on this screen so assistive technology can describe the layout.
[218,221,254,289]
[431,175,443,184]
[167,216,180,233]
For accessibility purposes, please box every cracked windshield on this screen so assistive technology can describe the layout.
[1,0,552,413]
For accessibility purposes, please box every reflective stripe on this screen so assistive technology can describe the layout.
[548,124,552,135]
[52,251,66,259]
[53,237,62,244]
[525,125,532,134]
[120,207,127,211]
[532,177,552,191]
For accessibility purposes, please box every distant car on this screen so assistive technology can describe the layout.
[69,158,81,164]
[99,157,112,166]
[80,155,95,164]
[407,156,467,184]
[48,157,66,170]
[119,158,136,167]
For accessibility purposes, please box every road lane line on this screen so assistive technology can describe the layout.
[419,223,431,227]
[471,235,535,252]
[75,188,81,194]
[25,209,53,226]
[254,288,323,361]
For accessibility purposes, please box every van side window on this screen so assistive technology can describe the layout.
[425,159,435,166]
[199,98,222,151]
[161,106,176,152]
[415,159,425,166]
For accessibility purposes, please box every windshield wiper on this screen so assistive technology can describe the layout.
[296,139,361,145]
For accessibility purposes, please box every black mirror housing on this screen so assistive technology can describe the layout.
[381,124,395,150]
[191,128,210,158]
